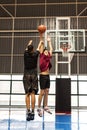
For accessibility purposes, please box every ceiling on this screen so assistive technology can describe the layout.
[0,0,87,17]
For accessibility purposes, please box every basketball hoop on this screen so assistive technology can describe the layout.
[61,44,71,57]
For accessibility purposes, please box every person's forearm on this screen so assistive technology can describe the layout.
[40,33,43,41]
[25,40,32,50]
[48,41,53,52]
[27,40,32,46]
[37,40,44,53]
[47,38,53,52]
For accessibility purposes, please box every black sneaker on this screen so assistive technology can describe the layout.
[30,112,35,120]
[26,111,31,121]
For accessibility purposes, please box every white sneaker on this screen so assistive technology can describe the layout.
[37,108,43,117]
[44,106,52,114]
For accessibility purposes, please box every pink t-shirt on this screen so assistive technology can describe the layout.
[39,52,52,72]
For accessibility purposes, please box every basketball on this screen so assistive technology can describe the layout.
[37,24,46,33]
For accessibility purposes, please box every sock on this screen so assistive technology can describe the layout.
[27,109,30,113]
[32,109,34,113]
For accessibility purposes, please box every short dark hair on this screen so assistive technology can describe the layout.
[28,44,33,53]
[43,47,48,52]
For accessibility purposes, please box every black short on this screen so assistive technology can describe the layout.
[23,71,38,94]
[39,74,50,89]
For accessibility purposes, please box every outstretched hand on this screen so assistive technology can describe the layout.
[47,37,51,42]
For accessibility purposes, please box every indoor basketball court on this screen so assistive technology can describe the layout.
[0,1,87,130]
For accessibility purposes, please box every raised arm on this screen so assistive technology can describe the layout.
[37,33,44,53]
[25,40,32,50]
[47,37,53,56]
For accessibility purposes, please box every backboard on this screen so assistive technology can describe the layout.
[45,29,85,54]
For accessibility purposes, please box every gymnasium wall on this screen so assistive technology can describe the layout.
[0,0,87,75]
[0,0,87,108]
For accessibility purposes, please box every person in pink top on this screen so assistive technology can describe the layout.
[37,34,53,117]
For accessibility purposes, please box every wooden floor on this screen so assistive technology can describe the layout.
[0,108,87,130]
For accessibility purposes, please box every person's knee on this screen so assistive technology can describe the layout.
[40,90,45,96]
[45,89,49,94]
